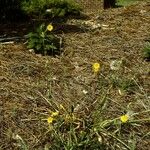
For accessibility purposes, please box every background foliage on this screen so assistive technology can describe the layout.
[22,0,81,19]
[0,0,81,22]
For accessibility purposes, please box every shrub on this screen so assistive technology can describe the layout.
[21,0,81,20]
[27,23,62,56]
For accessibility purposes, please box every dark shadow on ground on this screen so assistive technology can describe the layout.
[0,14,89,36]
[55,24,88,34]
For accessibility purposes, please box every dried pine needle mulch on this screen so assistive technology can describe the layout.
[0,1,150,150]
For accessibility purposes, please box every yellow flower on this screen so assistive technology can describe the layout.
[47,24,53,31]
[92,63,100,73]
[51,111,59,117]
[120,114,129,123]
[47,117,54,124]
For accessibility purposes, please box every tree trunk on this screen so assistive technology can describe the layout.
[104,0,116,9]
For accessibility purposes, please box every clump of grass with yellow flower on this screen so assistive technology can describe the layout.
[38,60,150,149]
[41,104,111,149]
[27,23,63,55]
[42,100,150,150]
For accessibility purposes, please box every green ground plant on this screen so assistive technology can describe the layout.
[44,107,107,150]
[27,23,62,55]
[30,62,149,150]
[21,0,81,20]
[40,99,150,149]
[110,74,137,93]
[143,42,150,61]
[117,0,141,6]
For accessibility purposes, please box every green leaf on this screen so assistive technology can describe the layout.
[45,44,57,50]
[58,9,66,17]
[36,44,42,50]
[27,41,36,49]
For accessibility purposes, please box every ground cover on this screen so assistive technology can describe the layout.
[0,1,150,149]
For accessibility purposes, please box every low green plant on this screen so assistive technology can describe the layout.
[42,101,150,150]
[21,0,81,20]
[117,0,140,6]
[143,43,150,60]
[27,23,62,55]
[109,74,136,93]
[44,106,108,150]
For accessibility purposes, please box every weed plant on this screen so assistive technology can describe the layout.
[143,42,150,61]
[14,61,148,150]
[27,23,62,55]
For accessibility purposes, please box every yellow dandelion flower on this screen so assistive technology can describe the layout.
[47,24,53,31]
[120,114,129,123]
[51,111,59,117]
[47,117,54,124]
[92,63,100,73]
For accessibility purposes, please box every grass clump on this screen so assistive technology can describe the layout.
[43,106,107,150]
[29,61,149,149]
[143,43,150,61]
[117,0,140,6]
